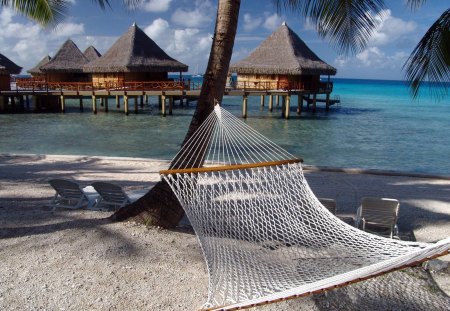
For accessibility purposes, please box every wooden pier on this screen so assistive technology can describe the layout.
[0,80,339,118]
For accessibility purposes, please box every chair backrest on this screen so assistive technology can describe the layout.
[49,179,84,199]
[359,197,399,228]
[318,198,337,214]
[91,182,129,205]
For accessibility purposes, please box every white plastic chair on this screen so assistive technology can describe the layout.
[355,197,400,238]
[48,179,98,209]
[91,182,131,211]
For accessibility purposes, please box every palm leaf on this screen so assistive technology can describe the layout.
[403,8,450,98]
[274,0,386,54]
[0,0,68,25]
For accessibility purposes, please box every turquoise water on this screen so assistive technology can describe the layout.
[1,78,449,175]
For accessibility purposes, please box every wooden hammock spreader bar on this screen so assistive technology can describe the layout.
[159,158,303,175]
[201,248,450,311]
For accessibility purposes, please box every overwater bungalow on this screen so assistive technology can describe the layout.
[40,39,90,82]
[83,46,101,62]
[83,23,188,89]
[0,52,22,91]
[27,55,51,78]
[230,22,336,92]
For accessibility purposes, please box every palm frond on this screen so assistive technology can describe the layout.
[274,0,386,55]
[406,0,427,11]
[0,0,68,26]
[403,8,450,99]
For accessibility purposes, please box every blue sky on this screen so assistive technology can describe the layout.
[0,0,448,80]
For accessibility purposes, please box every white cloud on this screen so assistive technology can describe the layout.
[369,9,417,46]
[243,13,262,32]
[171,0,214,28]
[140,0,172,13]
[263,13,283,31]
[144,18,170,41]
[0,7,14,26]
[52,22,85,38]
[334,47,409,70]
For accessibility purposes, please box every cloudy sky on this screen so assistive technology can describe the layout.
[0,0,448,80]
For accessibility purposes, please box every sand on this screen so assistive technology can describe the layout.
[0,154,449,310]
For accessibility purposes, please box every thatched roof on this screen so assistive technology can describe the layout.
[83,23,188,73]
[0,52,22,75]
[41,39,89,73]
[230,22,336,76]
[83,46,101,62]
[28,55,51,74]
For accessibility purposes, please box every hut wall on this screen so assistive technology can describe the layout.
[47,73,90,83]
[236,74,302,90]
[92,72,169,88]
[0,75,11,91]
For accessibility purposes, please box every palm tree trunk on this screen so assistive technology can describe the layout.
[112,0,241,228]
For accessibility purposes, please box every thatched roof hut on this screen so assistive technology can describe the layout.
[28,55,51,76]
[41,39,89,73]
[0,52,22,75]
[83,46,101,62]
[83,23,188,73]
[230,22,336,76]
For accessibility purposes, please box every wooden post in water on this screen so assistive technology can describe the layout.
[116,95,120,108]
[161,94,166,116]
[134,96,138,114]
[25,95,30,110]
[79,97,84,112]
[32,95,37,112]
[269,95,273,112]
[297,93,303,115]
[104,97,109,112]
[92,95,97,114]
[19,95,25,112]
[60,95,65,113]
[312,94,317,113]
[145,94,148,103]
[276,95,280,107]
[100,98,104,107]
[260,95,265,109]
[325,93,330,111]
[284,95,291,119]
[140,95,144,108]
[306,94,310,110]
[168,96,173,115]
[124,95,129,115]
[242,94,248,118]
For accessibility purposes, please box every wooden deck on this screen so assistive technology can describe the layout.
[1,79,339,118]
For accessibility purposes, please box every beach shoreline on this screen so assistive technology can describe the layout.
[1,153,449,310]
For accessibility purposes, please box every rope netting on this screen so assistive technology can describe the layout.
[160,105,450,311]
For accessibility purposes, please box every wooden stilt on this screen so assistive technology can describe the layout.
[104,97,109,112]
[19,96,25,112]
[124,95,129,115]
[276,95,280,107]
[159,95,163,110]
[92,95,97,114]
[100,98,104,107]
[116,95,120,108]
[161,95,166,116]
[169,96,173,115]
[0,96,4,112]
[242,95,248,118]
[60,95,65,113]
[269,95,273,112]
[326,93,330,111]
[307,94,310,110]
[285,95,291,119]
[25,95,30,110]
[312,94,317,113]
[134,96,138,114]
[260,95,265,109]
[79,97,84,112]
[297,93,302,115]
[140,95,144,108]
[145,94,148,103]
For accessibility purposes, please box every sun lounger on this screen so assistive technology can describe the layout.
[318,198,337,214]
[91,182,132,211]
[47,179,98,209]
[355,197,400,238]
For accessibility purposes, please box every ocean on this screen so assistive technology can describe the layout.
[1,78,449,175]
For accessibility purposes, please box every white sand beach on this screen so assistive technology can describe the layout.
[0,154,449,310]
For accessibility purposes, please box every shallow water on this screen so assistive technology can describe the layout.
[1,78,449,175]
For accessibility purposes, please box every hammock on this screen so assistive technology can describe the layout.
[160,105,450,311]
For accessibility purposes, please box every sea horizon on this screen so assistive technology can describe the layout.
[1,77,449,176]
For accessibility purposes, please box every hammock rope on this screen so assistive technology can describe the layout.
[160,105,450,311]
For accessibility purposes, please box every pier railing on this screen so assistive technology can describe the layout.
[14,78,333,93]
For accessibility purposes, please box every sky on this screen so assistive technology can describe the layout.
[0,0,448,80]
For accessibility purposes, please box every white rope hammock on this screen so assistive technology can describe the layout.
[160,105,450,311]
